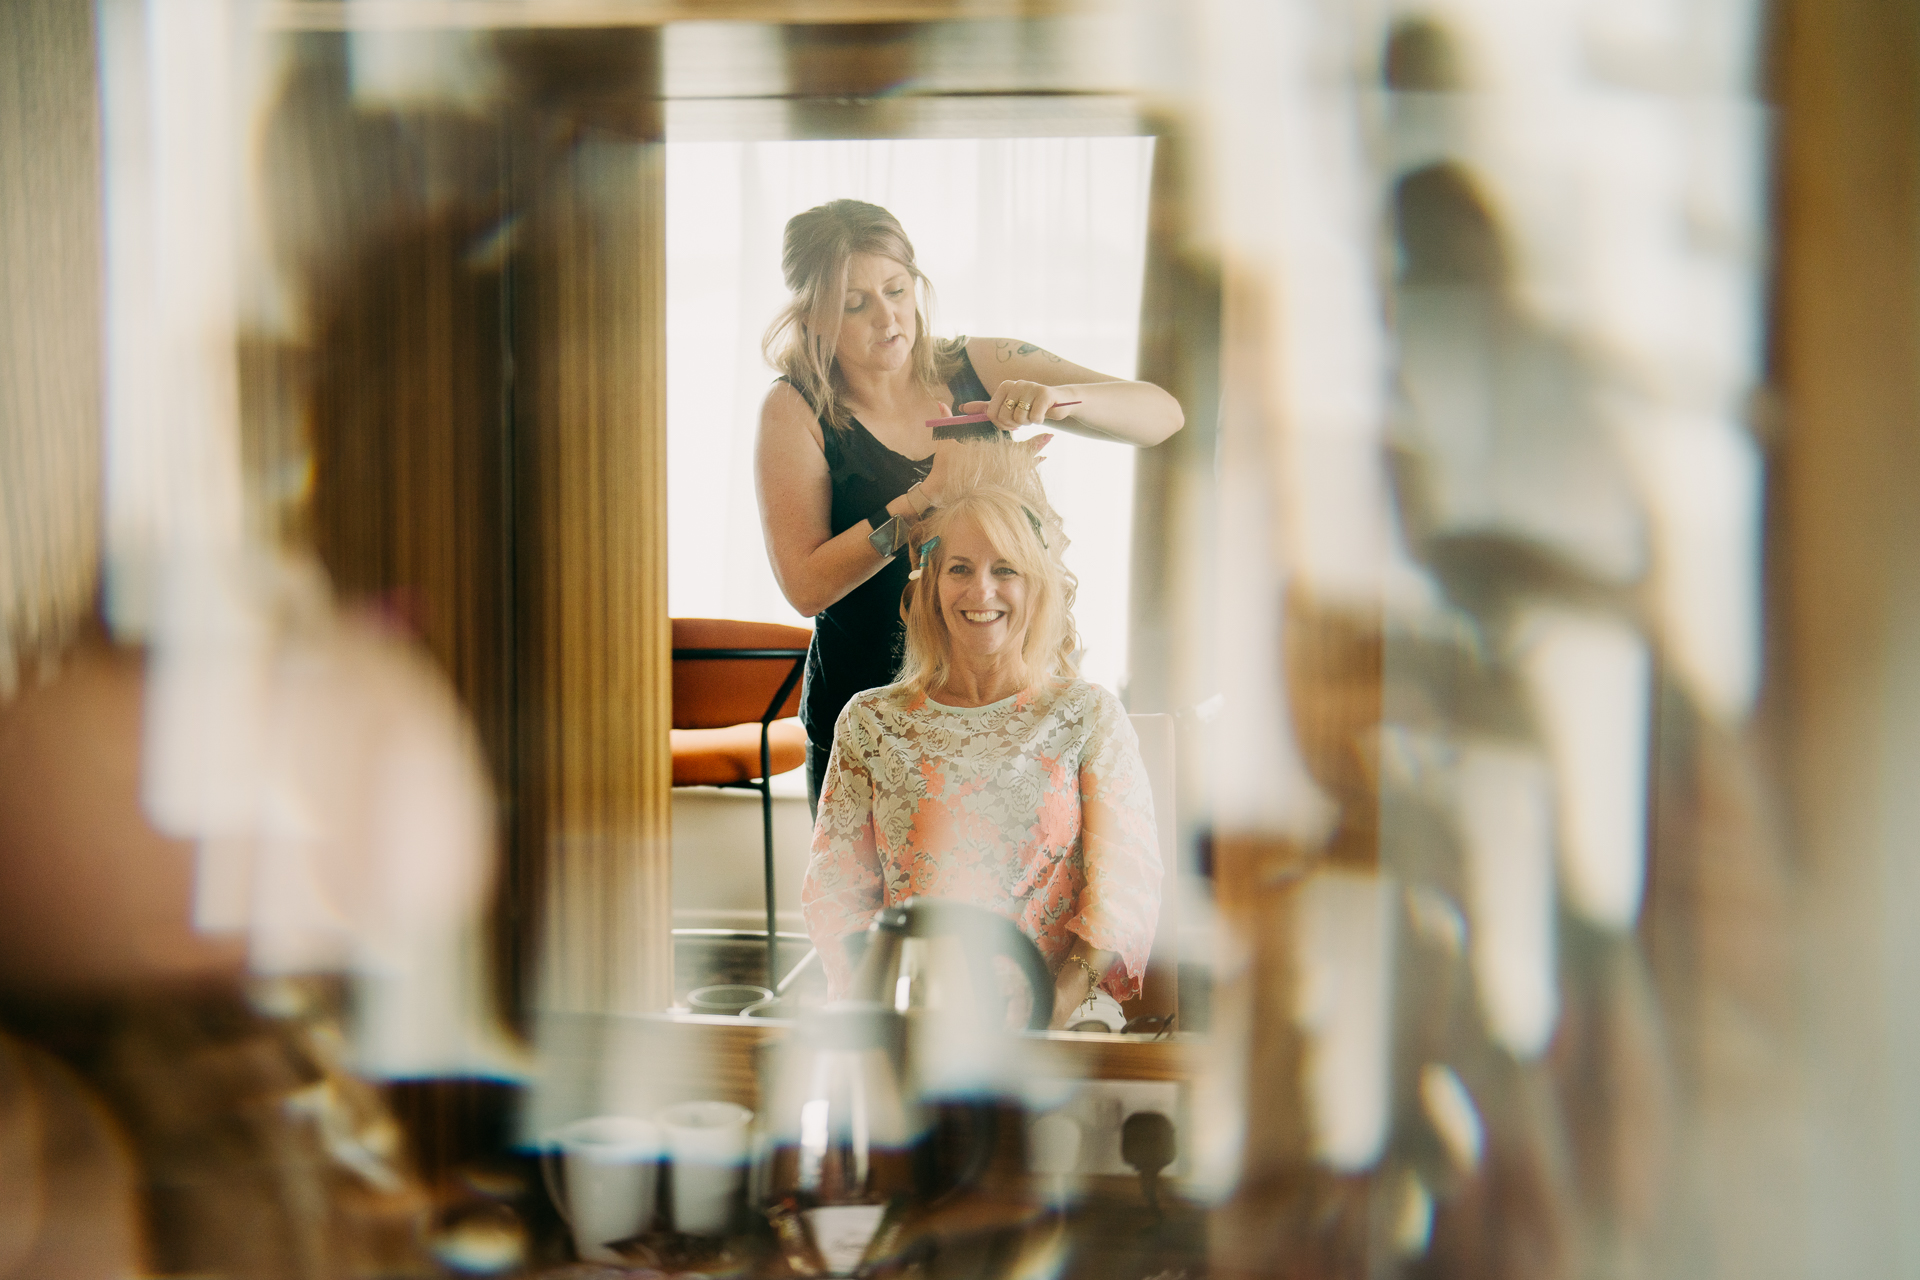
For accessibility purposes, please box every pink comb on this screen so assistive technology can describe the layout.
[926,400,1081,428]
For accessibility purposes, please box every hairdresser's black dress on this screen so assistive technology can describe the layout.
[785,342,991,779]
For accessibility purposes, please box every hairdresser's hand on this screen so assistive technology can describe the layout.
[965,379,1077,429]
[921,438,961,508]
[921,428,1053,507]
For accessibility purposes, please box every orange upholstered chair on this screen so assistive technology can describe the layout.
[670,618,811,988]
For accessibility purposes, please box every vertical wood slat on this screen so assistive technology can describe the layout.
[1770,0,1920,1266]
[0,0,104,689]
[1128,121,1219,721]
[266,39,521,1041]
[288,28,676,1023]
[515,105,672,1017]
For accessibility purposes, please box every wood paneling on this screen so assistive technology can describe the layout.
[264,38,525,1028]
[261,0,1089,32]
[1128,121,1219,711]
[284,29,676,1023]
[512,75,673,1017]
[0,0,103,690]
[1768,0,1920,1266]
[306,211,513,773]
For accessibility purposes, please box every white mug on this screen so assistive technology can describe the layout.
[541,1115,661,1262]
[657,1100,754,1235]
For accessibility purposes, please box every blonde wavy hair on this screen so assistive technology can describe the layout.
[895,441,1078,696]
[763,199,961,432]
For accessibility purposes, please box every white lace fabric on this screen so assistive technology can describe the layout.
[801,677,1162,1001]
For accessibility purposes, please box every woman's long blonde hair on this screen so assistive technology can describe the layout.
[763,199,960,432]
[895,441,1078,697]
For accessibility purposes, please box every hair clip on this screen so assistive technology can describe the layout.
[1024,507,1048,549]
[907,535,940,580]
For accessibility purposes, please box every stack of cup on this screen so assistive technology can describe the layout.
[543,1102,756,1260]
[658,1100,756,1235]
[541,1116,662,1263]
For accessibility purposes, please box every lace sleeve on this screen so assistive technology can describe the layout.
[1071,689,1163,1001]
[800,714,883,999]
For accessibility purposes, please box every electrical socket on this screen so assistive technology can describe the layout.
[1027,1079,1182,1177]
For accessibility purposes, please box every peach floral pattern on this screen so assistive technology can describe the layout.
[802,678,1161,1002]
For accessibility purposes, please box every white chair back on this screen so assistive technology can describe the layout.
[1129,713,1178,1017]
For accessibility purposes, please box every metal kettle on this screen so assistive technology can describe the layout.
[754,902,1053,1274]
[846,897,1054,1033]
[755,1003,923,1275]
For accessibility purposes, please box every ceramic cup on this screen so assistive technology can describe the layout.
[687,984,774,1015]
[656,1100,754,1235]
[541,1115,661,1262]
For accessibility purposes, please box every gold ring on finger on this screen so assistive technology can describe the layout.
[1019,400,1033,412]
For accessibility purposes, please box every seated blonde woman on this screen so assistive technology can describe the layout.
[800,446,1161,1029]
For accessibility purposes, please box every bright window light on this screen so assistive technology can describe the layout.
[664,136,1156,696]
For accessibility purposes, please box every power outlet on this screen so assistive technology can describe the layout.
[1027,1079,1181,1177]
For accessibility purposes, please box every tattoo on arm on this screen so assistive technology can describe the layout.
[996,339,1064,363]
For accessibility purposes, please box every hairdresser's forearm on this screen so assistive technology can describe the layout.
[774,496,923,618]
[1049,380,1184,447]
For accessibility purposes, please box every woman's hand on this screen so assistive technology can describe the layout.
[1048,946,1117,1030]
[959,378,1077,430]
[967,337,1184,447]
[919,429,1054,508]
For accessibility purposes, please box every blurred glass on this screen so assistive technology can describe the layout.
[33,0,1920,1276]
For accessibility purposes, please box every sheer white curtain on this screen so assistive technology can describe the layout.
[664,136,1156,695]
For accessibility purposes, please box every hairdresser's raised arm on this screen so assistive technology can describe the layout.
[962,336,1183,448]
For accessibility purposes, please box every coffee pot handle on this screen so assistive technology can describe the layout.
[897,899,1054,1032]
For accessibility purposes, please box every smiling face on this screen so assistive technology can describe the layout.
[936,513,1031,668]
[832,252,917,378]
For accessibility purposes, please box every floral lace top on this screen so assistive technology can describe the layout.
[801,677,1162,1002]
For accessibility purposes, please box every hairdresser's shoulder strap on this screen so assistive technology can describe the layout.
[944,337,991,408]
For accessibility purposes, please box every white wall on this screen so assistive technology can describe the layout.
[671,779,812,932]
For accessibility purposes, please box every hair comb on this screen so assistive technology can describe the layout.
[928,401,1081,438]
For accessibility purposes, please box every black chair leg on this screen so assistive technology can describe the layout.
[760,725,777,991]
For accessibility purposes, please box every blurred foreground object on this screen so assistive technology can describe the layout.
[0,1034,141,1280]
[0,644,245,994]
[140,557,523,1080]
[0,551,520,1078]
[1193,0,1775,1275]
[0,635,456,1276]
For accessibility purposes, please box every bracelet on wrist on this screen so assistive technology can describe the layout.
[1066,952,1102,988]
[866,504,906,558]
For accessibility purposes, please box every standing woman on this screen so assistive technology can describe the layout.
[755,199,1183,807]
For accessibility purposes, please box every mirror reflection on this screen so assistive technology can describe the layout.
[662,139,1188,1032]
